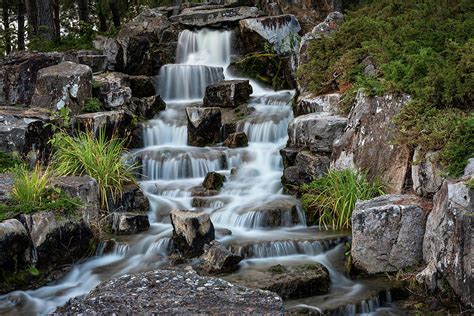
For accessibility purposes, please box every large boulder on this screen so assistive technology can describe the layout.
[332,91,412,193]
[0,219,31,276]
[111,213,150,235]
[198,241,242,274]
[186,107,222,147]
[203,80,252,108]
[30,62,92,114]
[58,269,285,314]
[170,6,261,27]
[93,72,132,109]
[421,179,473,307]
[170,210,215,258]
[0,52,62,106]
[411,149,444,197]
[293,92,340,117]
[351,194,427,274]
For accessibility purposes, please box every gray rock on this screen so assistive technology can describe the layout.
[235,198,303,228]
[280,147,299,168]
[57,269,285,314]
[224,132,248,148]
[293,92,340,117]
[107,185,149,214]
[31,61,92,114]
[74,110,132,138]
[93,72,132,109]
[129,75,156,98]
[198,241,242,274]
[93,36,120,70]
[281,151,330,193]
[77,54,107,73]
[186,107,222,147]
[464,158,474,176]
[202,171,225,191]
[287,112,347,154]
[412,149,444,197]
[0,219,31,273]
[311,11,344,36]
[170,210,215,258]
[422,179,473,307]
[170,6,261,27]
[111,212,150,235]
[332,91,412,193]
[0,173,13,204]
[351,194,427,274]
[203,80,252,108]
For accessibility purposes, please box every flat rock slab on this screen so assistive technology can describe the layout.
[58,269,285,314]
[170,6,261,27]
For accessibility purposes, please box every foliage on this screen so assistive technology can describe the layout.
[11,164,51,204]
[47,106,73,133]
[301,169,385,230]
[83,98,103,113]
[466,178,474,189]
[50,129,137,209]
[28,22,96,52]
[0,151,24,173]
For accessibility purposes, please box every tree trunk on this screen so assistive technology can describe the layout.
[109,0,120,28]
[36,0,58,41]
[98,9,107,32]
[17,0,26,50]
[25,0,38,37]
[77,0,89,23]
[3,0,11,54]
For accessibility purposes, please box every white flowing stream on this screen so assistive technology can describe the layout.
[0,28,396,315]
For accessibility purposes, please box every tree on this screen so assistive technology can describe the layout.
[36,0,59,41]
[109,0,120,28]
[77,0,89,23]
[2,0,11,54]
[17,0,25,50]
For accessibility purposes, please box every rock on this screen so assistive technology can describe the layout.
[415,261,439,292]
[50,176,100,225]
[129,75,156,98]
[293,92,340,117]
[224,132,248,148]
[332,91,412,193]
[19,212,94,270]
[282,151,329,188]
[58,269,285,314]
[0,219,31,274]
[203,80,252,108]
[351,194,427,274]
[235,199,303,228]
[116,8,178,75]
[74,110,132,138]
[77,54,108,73]
[287,112,347,154]
[422,179,473,307]
[123,95,166,120]
[107,185,149,214]
[170,210,215,258]
[464,158,474,176]
[0,52,62,106]
[202,171,226,191]
[198,241,242,274]
[412,149,444,197]
[170,6,261,27]
[186,107,222,147]
[191,186,219,197]
[111,213,150,235]
[0,173,13,204]
[30,61,92,114]
[93,36,120,70]
[93,72,132,109]
[239,15,301,55]
[0,107,53,163]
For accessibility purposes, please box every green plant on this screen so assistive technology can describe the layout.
[11,164,51,204]
[83,98,103,113]
[301,169,385,230]
[50,129,137,209]
[47,106,73,133]
[466,178,474,189]
[0,151,24,173]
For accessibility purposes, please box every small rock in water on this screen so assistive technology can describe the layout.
[202,171,226,191]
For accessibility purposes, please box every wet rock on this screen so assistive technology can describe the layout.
[198,241,242,274]
[0,107,53,163]
[170,6,261,27]
[186,107,222,147]
[287,112,347,154]
[280,147,299,168]
[170,210,215,258]
[74,110,132,138]
[332,91,412,193]
[422,179,473,307]
[111,213,150,235]
[77,54,108,73]
[0,52,62,106]
[58,269,285,314]
[129,75,156,98]
[412,149,444,197]
[108,185,149,214]
[224,132,248,148]
[93,72,132,109]
[93,36,120,70]
[124,95,166,121]
[203,80,252,108]
[0,219,31,274]
[191,186,219,197]
[202,171,226,191]
[239,15,301,55]
[293,92,341,117]
[239,199,303,228]
[31,61,92,114]
[0,173,13,204]
[351,194,427,274]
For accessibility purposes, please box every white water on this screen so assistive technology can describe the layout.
[0,28,391,315]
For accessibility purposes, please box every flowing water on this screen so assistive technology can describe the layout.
[0,28,399,315]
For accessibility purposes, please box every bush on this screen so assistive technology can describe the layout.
[0,151,24,173]
[301,169,385,230]
[83,98,103,113]
[50,129,137,209]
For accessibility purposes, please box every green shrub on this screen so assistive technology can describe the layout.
[0,151,24,173]
[301,169,385,230]
[83,98,103,113]
[50,129,137,209]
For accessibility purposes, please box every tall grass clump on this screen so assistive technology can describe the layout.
[301,169,385,230]
[11,164,51,204]
[50,129,136,209]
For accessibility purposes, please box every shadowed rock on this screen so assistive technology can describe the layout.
[186,107,222,147]
[111,213,150,235]
[198,241,242,274]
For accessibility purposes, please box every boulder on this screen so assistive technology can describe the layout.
[74,110,132,138]
[351,194,427,274]
[239,15,301,55]
[0,107,53,163]
[202,171,226,191]
[0,219,31,274]
[224,132,249,148]
[77,54,107,73]
[198,241,242,274]
[422,179,473,307]
[93,36,120,70]
[170,210,215,258]
[0,52,62,106]
[293,92,340,117]
[282,151,330,191]
[411,149,444,197]
[31,61,92,114]
[236,199,303,228]
[93,72,132,109]
[123,95,166,120]
[186,107,222,147]
[287,112,347,154]
[170,6,261,27]
[129,75,156,98]
[111,212,150,235]
[107,184,149,214]
[464,158,474,176]
[58,269,285,314]
[332,91,412,193]
[203,80,252,108]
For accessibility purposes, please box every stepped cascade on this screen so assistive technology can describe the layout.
[0,28,398,315]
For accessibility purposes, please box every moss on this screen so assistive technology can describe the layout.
[268,264,288,274]
[0,151,24,173]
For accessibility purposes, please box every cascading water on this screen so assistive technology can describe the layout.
[0,28,398,315]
